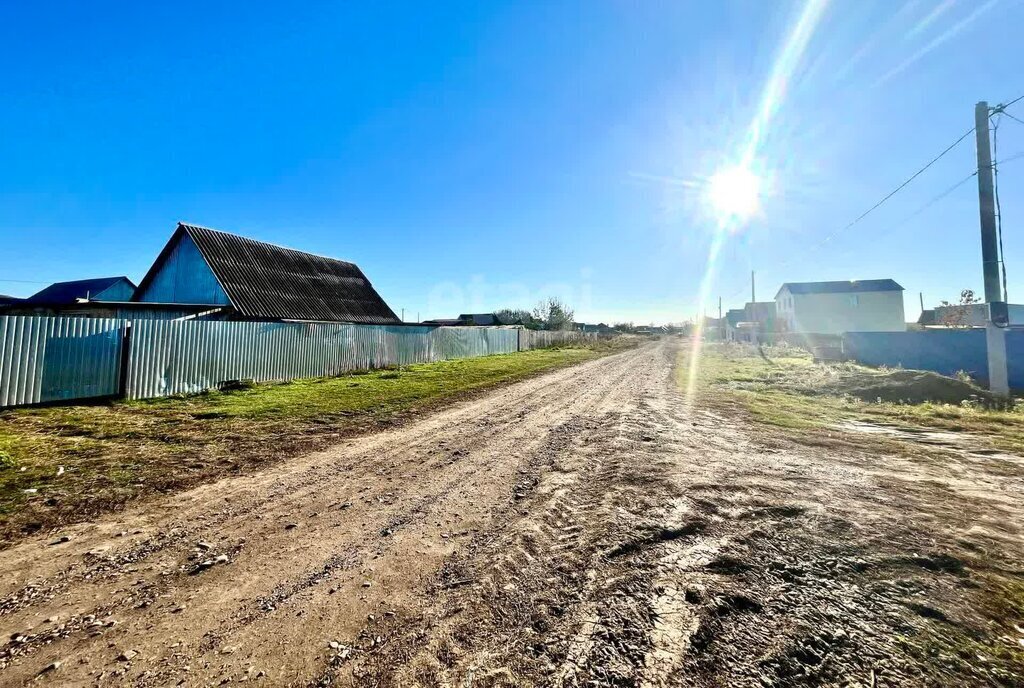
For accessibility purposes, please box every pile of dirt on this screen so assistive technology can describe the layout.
[815,368,997,406]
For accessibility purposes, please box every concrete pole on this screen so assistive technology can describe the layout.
[751,270,756,303]
[975,101,1009,395]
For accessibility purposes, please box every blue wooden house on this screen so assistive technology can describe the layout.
[133,223,399,324]
[26,276,136,304]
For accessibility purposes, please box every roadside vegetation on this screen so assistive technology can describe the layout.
[686,342,1024,453]
[684,342,1024,682]
[0,337,634,545]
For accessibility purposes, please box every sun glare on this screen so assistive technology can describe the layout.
[707,165,762,223]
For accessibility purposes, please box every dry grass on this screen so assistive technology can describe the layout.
[683,343,1024,453]
[0,338,634,545]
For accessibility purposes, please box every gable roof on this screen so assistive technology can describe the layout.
[458,313,503,326]
[26,277,136,304]
[776,279,903,299]
[135,223,399,324]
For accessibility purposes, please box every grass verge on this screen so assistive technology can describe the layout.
[0,338,634,545]
[682,343,1024,679]
[682,343,1024,453]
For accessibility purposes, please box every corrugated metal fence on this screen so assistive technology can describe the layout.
[842,329,1024,388]
[126,321,520,399]
[0,316,125,406]
[0,315,593,406]
[519,329,589,351]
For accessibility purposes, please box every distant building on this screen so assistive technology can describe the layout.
[723,309,744,341]
[134,222,399,324]
[775,279,905,335]
[724,301,777,342]
[1,277,140,318]
[422,312,521,327]
[26,277,136,304]
[701,316,725,339]
[457,313,505,326]
[744,301,776,327]
[918,303,1024,328]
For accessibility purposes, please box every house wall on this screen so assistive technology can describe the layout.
[136,234,230,305]
[93,280,136,302]
[777,288,905,334]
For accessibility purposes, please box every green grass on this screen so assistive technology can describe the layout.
[0,339,633,544]
[681,343,1024,451]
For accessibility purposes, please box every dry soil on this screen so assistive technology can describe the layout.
[1,340,1021,687]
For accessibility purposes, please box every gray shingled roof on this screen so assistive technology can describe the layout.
[135,223,399,324]
[776,279,903,298]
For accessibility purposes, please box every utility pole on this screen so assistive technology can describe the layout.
[919,292,924,313]
[718,296,723,340]
[751,271,756,303]
[975,101,1009,395]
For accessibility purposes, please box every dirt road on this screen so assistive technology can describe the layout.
[1,340,1022,686]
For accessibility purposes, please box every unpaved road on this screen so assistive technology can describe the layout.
[1,340,1022,686]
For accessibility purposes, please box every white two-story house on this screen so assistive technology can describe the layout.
[775,279,906,335]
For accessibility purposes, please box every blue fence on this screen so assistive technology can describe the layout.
[842,329,1024,389]
[0,316,126,406]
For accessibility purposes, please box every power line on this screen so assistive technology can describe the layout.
[719,95,1024,307]
[718,126,977,304]
[1001,110,1024,127]
[997,150,1024,165]
[996,93,1024,111]
[811,126,976,249]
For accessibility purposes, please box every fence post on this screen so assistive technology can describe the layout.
[117,321,133,399]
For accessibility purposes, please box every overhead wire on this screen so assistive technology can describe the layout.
[1001,110,1024,127]
[810,126,976,249]
[718,124,978,303]
[717,93,1024,310]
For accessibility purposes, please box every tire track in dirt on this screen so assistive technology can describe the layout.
[4,339,1023,686]
[0,344,653,686]
[333,341,1024,688]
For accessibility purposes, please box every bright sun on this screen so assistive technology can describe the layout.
[706,165,762,223]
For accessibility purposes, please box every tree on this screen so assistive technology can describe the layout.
[532,297,576,331]
[494,308,538,328]
[938,289,980,328]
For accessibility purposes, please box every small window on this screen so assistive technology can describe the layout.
[850,294,859,307]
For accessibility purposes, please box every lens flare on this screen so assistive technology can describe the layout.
[685,0,829,407]
[707,165,763,223]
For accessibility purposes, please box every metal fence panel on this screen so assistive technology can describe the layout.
[125,322,524,400]
[838,329,1024,389]
[519,329,592,351]
[1,316,597,406]
[0,315,125,407]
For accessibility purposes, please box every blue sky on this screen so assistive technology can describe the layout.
[2,0,1023,324]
